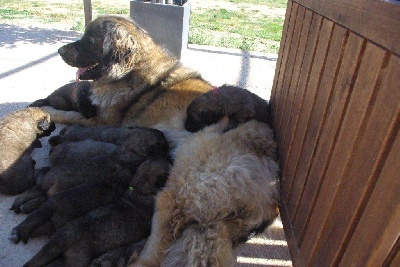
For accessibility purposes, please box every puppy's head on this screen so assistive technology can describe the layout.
[58,16,140,81]
[129,157,171,195]
[27,108,56,137]
[185,92,224,132]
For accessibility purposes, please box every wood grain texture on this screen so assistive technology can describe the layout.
[300,42,387,265]
[293,0,400,56]
[293,32,365,245]
[272,1,400,266]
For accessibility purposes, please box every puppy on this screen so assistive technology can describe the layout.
[30,81,98,119]
[132,119,280,267]
[90,239,147,267]
[41,16,212,129]
[0,107,55,195]
[9,181,126,244]
[23,157,171,267]
[10,155,133,214]
[49,125,170,159]
[185,84,270,132]
[49,139,118,165]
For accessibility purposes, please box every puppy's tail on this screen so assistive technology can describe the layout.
[162,223,234,267]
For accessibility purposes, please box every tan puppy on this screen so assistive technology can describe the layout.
[132,119,280,267]
[0,107,54,195]
[42,16,212,129]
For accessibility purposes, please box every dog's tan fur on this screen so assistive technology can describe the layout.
[46,16,212,128]
[131,119,280,266]
[0,108,54,195]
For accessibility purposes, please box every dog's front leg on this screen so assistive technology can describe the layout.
[128,190,176,267]
[41,106,103,126]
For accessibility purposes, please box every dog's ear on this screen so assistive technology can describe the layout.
[102,21,136,77]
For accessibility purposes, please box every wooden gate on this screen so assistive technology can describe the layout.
[270,0,400,266]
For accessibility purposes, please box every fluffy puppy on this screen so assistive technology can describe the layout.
[23,157,171,267]
[29,81,98,119]
[132,119,280,267]
[185,85,270,132]
[9,181,127,244]
[0,107,55,195]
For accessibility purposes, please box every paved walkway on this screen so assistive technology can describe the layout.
[0,23,291,266]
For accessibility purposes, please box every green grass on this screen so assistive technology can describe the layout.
[0,0,287,53]
[227,0,287,8]
[189,6,284,53]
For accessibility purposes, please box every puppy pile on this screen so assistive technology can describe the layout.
[0,15,281,267]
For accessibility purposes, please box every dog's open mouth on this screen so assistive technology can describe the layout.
[76,63,102,81]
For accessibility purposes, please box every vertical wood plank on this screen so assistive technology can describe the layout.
[271,1,296,130]
[299,42,386,265]
[282,18,333,204]
[384,236,400,267]
[311,50,399,266]
[275,6,306,139]
[288,25,348,225]
[278,9,313,160]
[280,13,322,172]
[293,32,365,244]
[270,0,293,107]
[338,56,400,266]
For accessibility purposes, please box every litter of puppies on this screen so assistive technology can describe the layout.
[0,16,281,267]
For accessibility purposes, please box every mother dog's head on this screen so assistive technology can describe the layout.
[58,16,152,81]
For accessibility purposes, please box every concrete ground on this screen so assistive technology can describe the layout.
[0,24,292,266]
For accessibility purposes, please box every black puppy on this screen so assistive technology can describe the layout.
[185,84,270,132]
[10,156,132,214]
[9,181,127,244]
[23,157,171,267]
[30,81,98,119]
[49,125,170,159]
[49,139,118,165]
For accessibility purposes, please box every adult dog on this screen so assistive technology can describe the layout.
[44,15,212,129]
[131,119,280,266]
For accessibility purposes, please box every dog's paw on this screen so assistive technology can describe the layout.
[10,195,46,214]
[9,226,21,244]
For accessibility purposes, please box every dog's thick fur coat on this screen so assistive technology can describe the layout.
[45,16,212,129]
[132,119,280,267]
[0,107,55,195]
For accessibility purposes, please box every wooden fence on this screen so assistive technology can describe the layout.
[270,0,400,266]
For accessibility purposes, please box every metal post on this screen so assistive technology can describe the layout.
[83,0,92,27]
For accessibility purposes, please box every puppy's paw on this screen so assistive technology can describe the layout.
[9,226,21,244]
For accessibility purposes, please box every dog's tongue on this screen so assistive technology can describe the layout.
[76,67,89,82]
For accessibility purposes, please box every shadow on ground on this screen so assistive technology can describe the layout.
[0,24,82,48]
